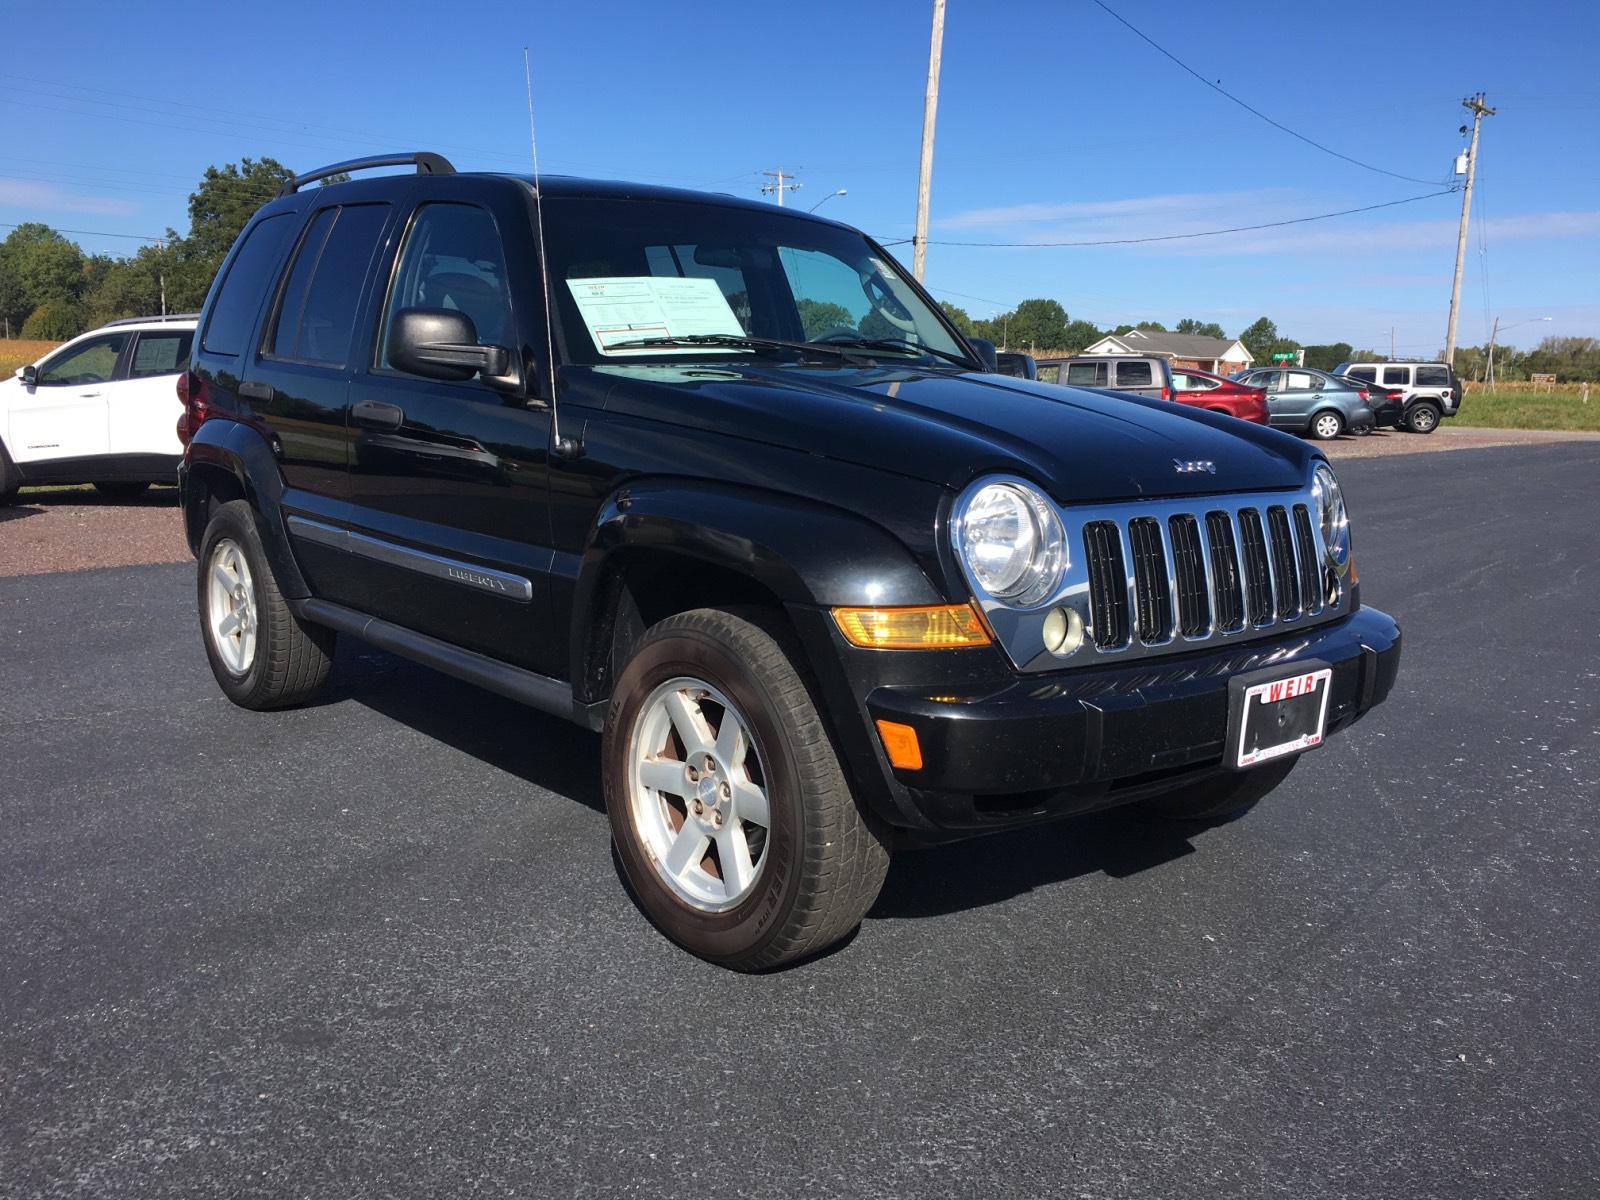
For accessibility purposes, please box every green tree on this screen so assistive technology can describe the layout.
[186,157,291,263]
[939,301,975,337]
[1175,318,1227,339]
[21,299,87,340]
[796,298,854,339]
[1302,342,1353,372]
[1006,298,1070,350]
[1061,319,1103,352]
[1238,317,1279,363]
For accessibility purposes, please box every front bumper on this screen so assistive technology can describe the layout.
[808,606,1400,835]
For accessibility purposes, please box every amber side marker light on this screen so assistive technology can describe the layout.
[875,719,924,771]
[832,603,991,650]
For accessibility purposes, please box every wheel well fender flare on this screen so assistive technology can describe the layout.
[181,418,309,597]
[568,478,946,691]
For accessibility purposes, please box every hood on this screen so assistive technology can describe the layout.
[590,362,1314,503]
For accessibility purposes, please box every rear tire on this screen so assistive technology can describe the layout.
[1139,757,1298,823]
[603,607,890,971]
[1406,402,1441,434]
[1309,410,1344,441]
[94,481,151,500]
[197,499,335,710]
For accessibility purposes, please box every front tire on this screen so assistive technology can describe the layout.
[0,443,18,505]
[1309,410,1344,441]
[603,608,890,971]
[197,499,335,709]
[1139,757,1298,823]
[1406,401,1441,433]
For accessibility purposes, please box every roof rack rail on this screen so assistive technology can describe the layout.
[103,312,201,327]
[275,152,456,198]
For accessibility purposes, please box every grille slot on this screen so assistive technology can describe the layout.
[1266,505,1300,619]
[1083,521,1129,649]
[1205,511,1244,632]
[1167,514,1210,637]
[1292,504,1322,616]
[1238,508,1273,624]
[1127,517,1171,643]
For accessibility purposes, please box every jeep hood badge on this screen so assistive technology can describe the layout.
[1173,459,1217,474]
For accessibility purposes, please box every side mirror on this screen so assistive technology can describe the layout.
[388,307,510,383]
[20,364,38,386]
[993,351,1037,380]
[966,337,999,373]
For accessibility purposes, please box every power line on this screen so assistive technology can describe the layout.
[908,189,1457,247]
[1088,0,1445,187]
[0,221,165,242]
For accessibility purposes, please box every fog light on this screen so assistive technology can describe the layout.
[833,603,991,649]
[1041,606,1084,656]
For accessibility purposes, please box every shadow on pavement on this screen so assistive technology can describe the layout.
[16,484,179,508]
[0,503,45,524]
[871,808,1196,919]
[319,640,605,814]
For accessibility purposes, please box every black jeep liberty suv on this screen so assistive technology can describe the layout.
[179,153,1401,970]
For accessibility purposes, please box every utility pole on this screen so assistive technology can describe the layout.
[156,238,167,317]
[760,169,802,207]
[1445,92,1494,366]
[1390,327,1396,359]
[1486,314,1500,388]
[911,0,946,281]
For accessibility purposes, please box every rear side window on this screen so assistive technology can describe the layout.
[1284,372,1318,390]
[1036,364,1060,383]
[267,204,389,366]
[202,214,293,356]
[1066,361,1108,387]
[1415,365,1450,386]
[1381,366,1411,386]
[129,330,193,378]
[1116,361,1153,387]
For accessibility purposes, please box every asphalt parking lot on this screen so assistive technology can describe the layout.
[3,442,1597,1198]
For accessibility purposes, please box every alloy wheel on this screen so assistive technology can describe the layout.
[205,538,258,676]
[626,676,771,911]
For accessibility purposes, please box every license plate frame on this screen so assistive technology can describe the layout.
[1226,661,1334,770]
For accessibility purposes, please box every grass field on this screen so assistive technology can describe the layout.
[0,338,61,376]
[1455,387,1600,432]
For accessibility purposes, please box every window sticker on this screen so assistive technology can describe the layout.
[565,276,744,355]
[133,337,182,375]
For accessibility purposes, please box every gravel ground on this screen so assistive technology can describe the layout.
[1319,424,1600,460]
[0,487,188,578]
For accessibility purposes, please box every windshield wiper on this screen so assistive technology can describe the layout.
[811,334,975,368]
[605,333,864,362]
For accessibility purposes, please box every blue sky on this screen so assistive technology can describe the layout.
[3,0,1596,353]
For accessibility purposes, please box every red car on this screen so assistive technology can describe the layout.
[1170,368,1269,424]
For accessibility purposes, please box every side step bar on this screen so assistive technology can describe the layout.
[297,598,605,732]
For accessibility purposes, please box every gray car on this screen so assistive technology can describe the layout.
[1231,366,1375,440]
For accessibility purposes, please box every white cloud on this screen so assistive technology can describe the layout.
[0,179,137,216]
[932,188,1600,259]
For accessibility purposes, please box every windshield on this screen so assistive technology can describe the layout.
[540,197,970,367]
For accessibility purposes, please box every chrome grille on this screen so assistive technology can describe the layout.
[1070,491,1344,664]
[953,476,1352,674]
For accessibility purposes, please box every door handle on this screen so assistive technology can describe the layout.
[352,399,405,431]
[78,391,102,398]
[239,381,274,403]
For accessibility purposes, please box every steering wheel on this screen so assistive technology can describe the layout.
[858,274,918,336]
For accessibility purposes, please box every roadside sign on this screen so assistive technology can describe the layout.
[1271,352,1296,363]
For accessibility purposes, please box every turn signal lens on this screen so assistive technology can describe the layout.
[875,719,924,770]
[832,604,991,650]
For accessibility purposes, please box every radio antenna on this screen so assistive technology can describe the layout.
[524,47,577,458]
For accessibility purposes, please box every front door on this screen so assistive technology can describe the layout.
[8,331,127,468]
[343,194,559,675]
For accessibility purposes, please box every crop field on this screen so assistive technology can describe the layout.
[0,339,60,376]
[1455,386,1600,432]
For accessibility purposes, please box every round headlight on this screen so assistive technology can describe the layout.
[1313,463,1351,572]
[958,481,1066,607]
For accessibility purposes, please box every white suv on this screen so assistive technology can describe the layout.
[1333,359,1462,433]
[0,314,195,502]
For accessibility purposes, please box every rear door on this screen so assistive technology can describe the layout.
[340,187,559,674]
[7,331,127,468]
[110,326,192,461]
